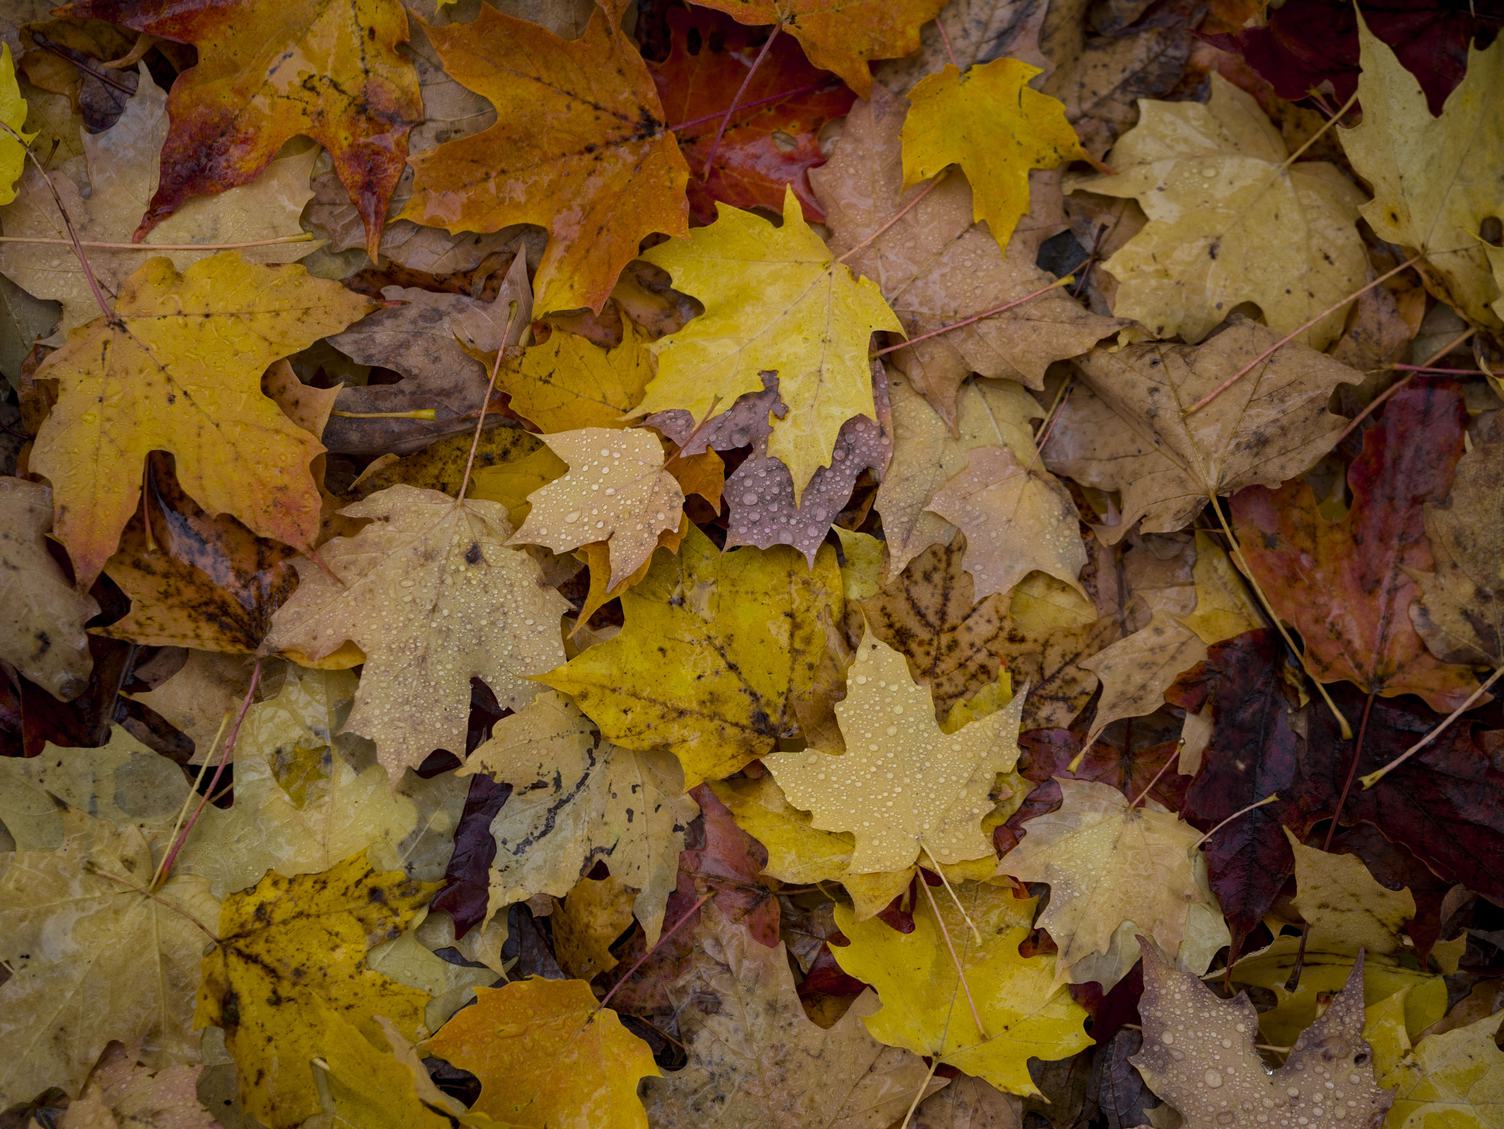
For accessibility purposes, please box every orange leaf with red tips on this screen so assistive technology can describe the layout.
[59,0,421,259]
[1231,382,1481,713]
[650,6,853,224]
[401,7,689,313]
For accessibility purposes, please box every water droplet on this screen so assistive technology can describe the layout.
[564,510,581,523]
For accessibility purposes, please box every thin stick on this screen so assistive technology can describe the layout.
[152,658,263,889]
[1189,793,1280,852]
[0,122,115,322]
[1209,494,1352,738]
[595,891,713,1015]
[700,25,781,178]
[456,295,527,502]
[920,842,981,944]
[1360,666,1503,788]
[872,273,1076,358]
[836,176,944,265]
[0,232,314,251]
[1184,256,1423,415]
[918,875,985,1038]
[1128,749,1180,810]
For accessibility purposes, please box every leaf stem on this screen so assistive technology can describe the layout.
[1360,666,1503,788]
[1127,747,1180,810]
[1277,88,1360,172]
[919,841,981,944]
[836,175,944,265]
[0,232,314,251]
[700,24,780,179]
[1336,329,1475,446]
[917,873,985,1038]
[457,256,529,502]
[871,272,1077,358]
[1188,793,1280,853]
[595,890,713,1015]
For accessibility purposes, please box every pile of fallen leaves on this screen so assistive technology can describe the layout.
[2,0,1503,1125]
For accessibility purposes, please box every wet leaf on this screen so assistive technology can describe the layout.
[501,323,654,433]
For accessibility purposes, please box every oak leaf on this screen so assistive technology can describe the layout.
[264,485,568,780]
[511,427,684,587]
[540,525,847,785]
[1341,18,1504,326]
[1367,994,1504,1129]
[424,978,658,1129]
[692,0,948,97]
[0,72,317,338]
[813,92,1116,422]
[924,444,1086,599]
[764,630,1023,874]
[501,324,654,433]
[401,7,688,313]
[830,882,1091,1095]
[0,477,97,700]
[29,253,372,586]
[197,853,437,1129]
[633,188,903,499]
[644,906,936,1127]
[0,811,219,1108]
[1132,942,1392,1129]
[1231,381,1480,712]
[1044,321,1363,539]
[903,58,1085,252]
[59,0,421,258]
[460,690,693,943]
[999,777,1230,989]
[1076,73,1367,347]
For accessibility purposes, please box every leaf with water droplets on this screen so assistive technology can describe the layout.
[1132,942,1392,1129]
[924,444,1086,600]
[999,778,1229,990]
[264,484,568,781]
[764,629,1023,874]
[511,427,684,588]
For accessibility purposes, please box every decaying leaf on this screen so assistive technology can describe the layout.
[1133,943,1392,1129]
[264,485,568,780]
[57,1044,216,1129]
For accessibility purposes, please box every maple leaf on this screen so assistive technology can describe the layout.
[1076,73,1367,347]
[1133,943,1392,1129]
[1341,16,1504,326]
[632,188,903,500]
[764,630,1023,874]
[1231,381,1479,712]
[59,0,421,258]
[813,92,1116,422]
[1367,992,1504,1129]
[0,72,318,338]
[460,690,693,943]
[0,810,219,1107]
[540,524,847,785]
[0,43,30,204]
[645,906,936,1127]
[511,427,685,587]
[197,852,437,1129]
[553,874,636,980]
[924,443,1087,600]
[903,57,1085,252]
[424,978,659,1129]
[692,0,948,97]
[401,7,688,313]
[28,253,372,586]
[0,477,98,700]
[264,485,568,780]
[501,323,654,433]
[649,6,854,223]
[830,881,1091,1095]
[1000,777,1229,989]
[1411,413,1504,665]
[1045,321,1363,539]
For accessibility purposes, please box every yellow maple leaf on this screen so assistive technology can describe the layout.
[197,852,437,1129]
[1342,16,1504,327]
[264,485,568,780]
[902,58,1085,252]
[1077,72,1367,348]
[28,253,373,586]
[830,882,1091,1095]
[692,0,946,96]
[402,7,688,313]
[763,630,1023,874]
[633,189,903,501]
[540,525,847,785]
[502,324,654,432]
[1366,990,1504,1129]
[999,778,1230,989]
[424,978,659,1129]
[510,427,685,588]
[1,43,34,204]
